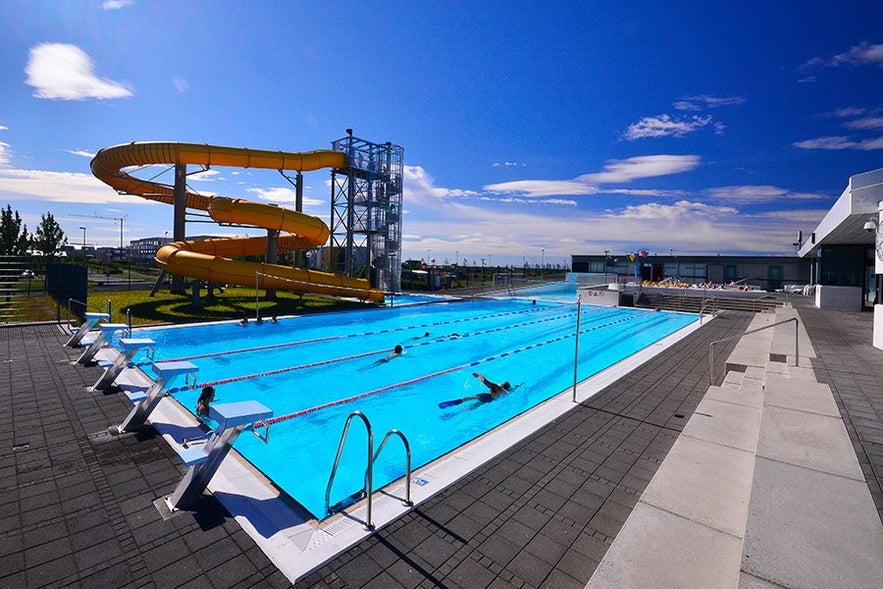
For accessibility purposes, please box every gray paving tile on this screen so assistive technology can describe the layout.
[5,310,765,587]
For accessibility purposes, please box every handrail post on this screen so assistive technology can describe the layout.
[572,296,582,402]
[709,341,716,385]
[374,429,413,507]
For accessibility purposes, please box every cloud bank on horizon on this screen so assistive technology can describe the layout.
[0,2,880,263]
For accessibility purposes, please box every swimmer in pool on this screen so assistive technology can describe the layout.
[196,385,216,418]
[372,344,404,366]
[437,372,517,408]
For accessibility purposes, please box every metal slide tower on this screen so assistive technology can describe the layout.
[328,131,404,293]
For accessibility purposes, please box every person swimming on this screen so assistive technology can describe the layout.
[372,344,404,366]
[437,372,516,408]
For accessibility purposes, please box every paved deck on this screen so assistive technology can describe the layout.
[1,302,880,588]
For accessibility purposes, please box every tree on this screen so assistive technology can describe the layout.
[32,212,67,257]
[0,205,30,255]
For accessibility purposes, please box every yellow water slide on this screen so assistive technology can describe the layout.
[91,141,384,303]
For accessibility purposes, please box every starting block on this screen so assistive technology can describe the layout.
[111,360,198,434]
[76,323,129,365]
[166,400,273,510]
[91,337,155,392]
[66,312,110,348]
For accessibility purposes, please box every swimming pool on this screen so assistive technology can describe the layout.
[512,281,579,302]
[123,298,696,519]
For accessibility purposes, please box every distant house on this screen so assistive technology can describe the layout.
[128,236,174,262]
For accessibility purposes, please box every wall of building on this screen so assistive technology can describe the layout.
[570,255,811,290]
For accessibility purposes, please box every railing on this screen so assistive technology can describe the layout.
[66,297,113,328]
[699,297,717,324]
[325,411,413,530]
[708,317,799,385]
[374,429,412,508]
[326,411,374,529]
[750,294,778,313]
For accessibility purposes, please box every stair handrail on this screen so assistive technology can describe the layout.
[708,317,799,385]
[373,429,413,507]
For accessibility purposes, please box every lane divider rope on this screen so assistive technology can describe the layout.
[255,308,661,427]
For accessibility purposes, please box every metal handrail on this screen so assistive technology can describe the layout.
[699,297,717,324]
[374,429,413,507]
[708,317,799,385]
[66,297,113,328]
[325,411,375,530]
[750,293,777,313]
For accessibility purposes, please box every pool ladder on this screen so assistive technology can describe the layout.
[325,411,413,530]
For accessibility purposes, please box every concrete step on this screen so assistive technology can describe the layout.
[586,372,764,589]
[587,307,883,589]
[724,315,775,375]
[738,367,883,588]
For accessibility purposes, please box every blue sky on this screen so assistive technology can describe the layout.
[1,1,882,267]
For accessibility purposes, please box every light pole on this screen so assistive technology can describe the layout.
[79,226,87,265]
[604,250,609,283]
[541,248,545,279]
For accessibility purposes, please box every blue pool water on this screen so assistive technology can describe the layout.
[512,281,579,302]
[123,298,696,519]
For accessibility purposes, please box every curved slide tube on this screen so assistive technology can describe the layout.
[91,141,384,303]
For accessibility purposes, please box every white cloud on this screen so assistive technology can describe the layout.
[803,42,883,69]
[793,135,883,150]
[817,106,879,119]
[483,179,598,197]
[189,169,221,181]
[483,155,700,198]
[477,195,578,206]
[604,188,687,198]
[174,77,189,93]
[491,161,525,167]
[624,114,714,140]
[404,165,479,206]
[843,116,883,130]
[703,185,828,204]
[102,0,134,9]
[581,155,701,184]
[614,200,737,221]
[397,164,812,261]
[674,95,745,111]
[0,125,8,131]
[0,168,145,204]
[0,141,10,167]
[65,149,96,158]
[25,43,133,100]
[245,187,325,212]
